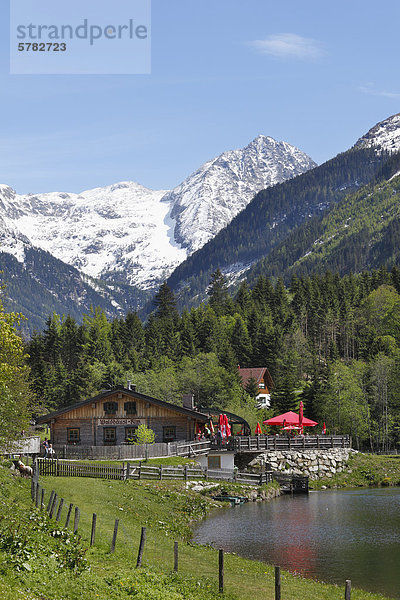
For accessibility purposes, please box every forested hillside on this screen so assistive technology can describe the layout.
[248,151,400,283]
[166,147,388,306]
[0,249,150,334]
[28,266,400,451]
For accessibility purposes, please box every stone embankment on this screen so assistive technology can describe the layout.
[185,481,280,501]
[250,448,357,480]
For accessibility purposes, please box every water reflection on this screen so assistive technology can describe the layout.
[193,488,400,598]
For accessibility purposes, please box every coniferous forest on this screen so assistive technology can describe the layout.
[27,266,400,452]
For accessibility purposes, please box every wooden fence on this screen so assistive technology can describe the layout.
[29,472,352,598]
[36,458,273,486]
[53,440,211,460]
[231,435,351,453]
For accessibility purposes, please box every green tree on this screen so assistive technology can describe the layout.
[207,269,230,316]
[0,299,32,446]
[134,423,155,445]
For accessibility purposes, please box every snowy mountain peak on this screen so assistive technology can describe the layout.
[0,135,316,291]
[163,135,317,253]
[355,113,400,153]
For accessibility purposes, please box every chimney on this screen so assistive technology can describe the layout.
[182,394,194,410]
[127,380,131,390]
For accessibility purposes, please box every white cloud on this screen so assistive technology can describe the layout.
[359,84,400,99]
[250,33,323,60]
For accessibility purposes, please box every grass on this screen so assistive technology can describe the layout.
[0,462,391,600]
[310,452,400,490]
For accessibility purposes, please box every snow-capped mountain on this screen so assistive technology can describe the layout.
[355,113,400,153]
[164,135,317,254]
[2,181,185,290]
[0,136,316,290]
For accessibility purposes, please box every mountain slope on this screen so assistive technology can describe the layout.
[0,247,150,334]
[248,152,400,282]
[0,136,315,292]
[163,135,316,254]
[355,112,400,153]
[166,113,400,304]
[167,146,387,303]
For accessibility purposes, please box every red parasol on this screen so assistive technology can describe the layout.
[264,411,318,427]
[218,414,225,440]
[255,422,262,435]
[299,401,304,434]
[322,422,326,434]
[224,414,231,438]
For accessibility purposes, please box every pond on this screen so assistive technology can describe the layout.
[193,487,400,598]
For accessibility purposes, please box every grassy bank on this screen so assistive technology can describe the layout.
[310,452,400,490]
[0,461,392,600]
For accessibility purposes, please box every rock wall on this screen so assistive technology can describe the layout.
[250,449,357,480]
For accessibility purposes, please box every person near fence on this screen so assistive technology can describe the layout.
[45,443,55,458]
[43,437,49,455]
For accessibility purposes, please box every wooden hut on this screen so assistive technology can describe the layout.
[36,385,209,446]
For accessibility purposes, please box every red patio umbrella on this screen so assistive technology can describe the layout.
[263,411,301,426]
[223,414,231,438]
[218,413,226,439]
[264,411,318,427]
[255,422,262,435]
[299,401,304,434]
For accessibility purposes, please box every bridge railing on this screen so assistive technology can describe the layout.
[232,435,351,452]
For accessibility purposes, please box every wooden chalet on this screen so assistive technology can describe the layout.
[238,366,274,407]
[36,385,209,447]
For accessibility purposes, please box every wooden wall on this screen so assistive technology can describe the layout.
[50,391,200,446]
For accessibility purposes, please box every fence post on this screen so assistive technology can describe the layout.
[219,548,224,593]
[159,465,163,480]
[126,462,130,480]
[56,498,64,522]
[138,461,142,480]
[74,507,80,533]
[46,490,55,513]
[345,580,351,600]
[174,540,178,572]
[65,503,73,528]
[184,465,188,481]
[136,526,147,568]
[35,483,40,508]
[90,513,97,546]
[275,566,281,600]
[49,493,58,518]
[110,519,119,553]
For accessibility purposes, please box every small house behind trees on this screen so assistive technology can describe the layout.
[36,385,209,447]
[238,366,274,408]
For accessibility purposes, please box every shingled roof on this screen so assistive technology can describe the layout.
[238,367,274,390]
[36,386,209,424]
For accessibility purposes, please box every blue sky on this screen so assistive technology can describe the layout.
[1,0,400,194]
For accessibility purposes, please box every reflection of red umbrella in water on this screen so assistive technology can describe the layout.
[299,401,304,434]
[255,422,262,435]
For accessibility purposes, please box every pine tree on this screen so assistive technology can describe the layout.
[208,269,230,316]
